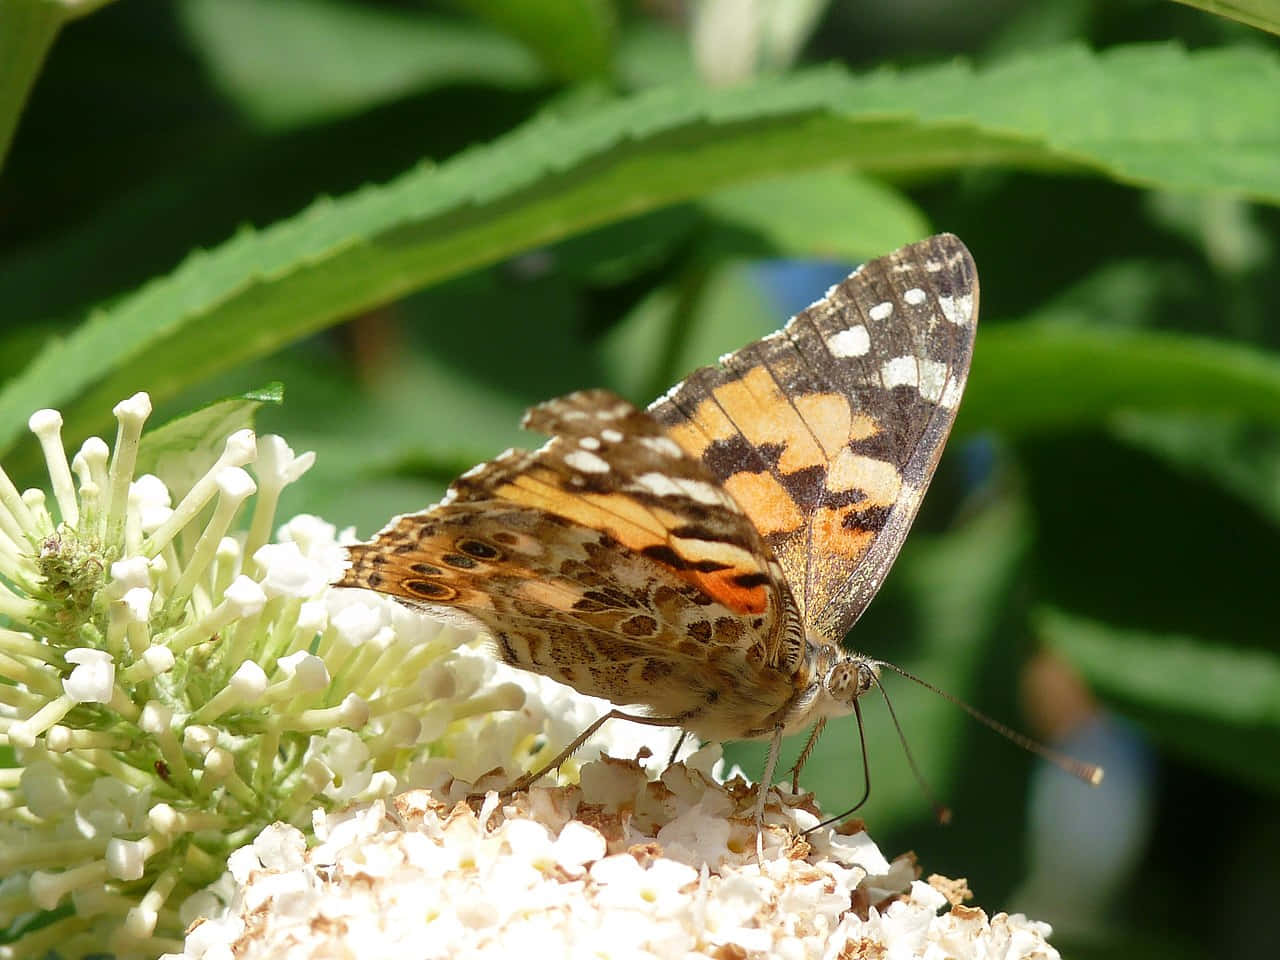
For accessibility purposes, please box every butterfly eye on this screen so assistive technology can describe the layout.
[856,662,878,696]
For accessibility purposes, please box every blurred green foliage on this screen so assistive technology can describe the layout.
[2,1,1279,957]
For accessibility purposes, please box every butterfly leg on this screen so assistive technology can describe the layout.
[752,724,786,857]
[754,725,785,825]
[788,716,827,793]
[500,709,693,797]
[667,731,689,765]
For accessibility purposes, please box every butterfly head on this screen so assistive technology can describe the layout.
[823,654,879,712]
[788,640,880,730]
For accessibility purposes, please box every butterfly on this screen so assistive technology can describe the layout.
[339,234,985,820]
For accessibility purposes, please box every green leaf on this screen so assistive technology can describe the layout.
[1169,0,1280,36]
[135,384,283,495]
[450,0,616,82]
[0,0,112,167]
[699,170,929,262]
[532,205,702,288]
[5,44,1280,464]
[243,274,607,534]
[177,0,545,130]
[1007,258,1186,331]
[615,18,697,90]
[1111,412,1280,528]
[962,323,1280,436]
[1037,608,1280,792]
[551,170,927,289]
[600,262,784,402]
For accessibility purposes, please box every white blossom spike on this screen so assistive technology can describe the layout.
[141,430,257,557]
[104,392,153,544]
[71,436,110,494]
[28,410,78,529]
[165,467,257,612]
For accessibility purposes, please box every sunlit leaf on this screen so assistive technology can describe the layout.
[135,383,282,494]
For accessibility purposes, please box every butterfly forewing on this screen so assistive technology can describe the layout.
[647,233,978,644]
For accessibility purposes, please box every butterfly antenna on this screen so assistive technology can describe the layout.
[873,673,952,825]
[874,659,1105,787]
[804,699,874,834]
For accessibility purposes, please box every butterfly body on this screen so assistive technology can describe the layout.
[341,234,978,782]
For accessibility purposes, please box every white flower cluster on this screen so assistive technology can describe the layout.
[1,394,1064,960]
[167,748,1060,960]
[0,394,660,959]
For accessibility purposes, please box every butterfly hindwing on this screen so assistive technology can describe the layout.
[647,233,978,643]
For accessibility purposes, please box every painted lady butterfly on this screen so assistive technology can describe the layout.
[340,234,1099,820]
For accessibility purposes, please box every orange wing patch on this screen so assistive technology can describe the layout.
[813,508,876,561]
[721,471,804,536]
[794,393,879,453]
[684,567,770,615]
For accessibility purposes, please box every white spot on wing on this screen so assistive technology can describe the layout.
[881,356,948,403]
[633,472,724,506]
[938,292,974,325]
[868,301,893,322]
[578,436,601,450]
[564,450,610,473]
[676,479,724,505]
[904,288,926,306]
[601,428,624,444]
[826,326,870,358]
[637,435,684,458]
[917,359,948,403]
[940,375,965,409]
[880,356,918,390]
[633,472,683,497]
